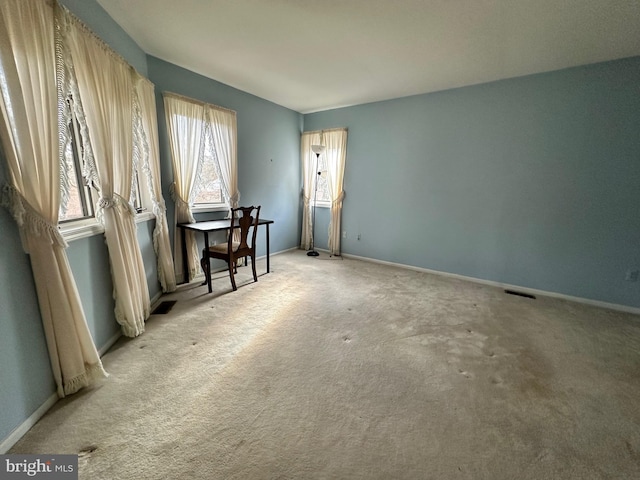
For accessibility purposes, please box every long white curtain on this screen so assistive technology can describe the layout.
[207,104,240,246]
[63,11,150,337]
[323,129,348,255]
[300,131,322,250]
[135,76,176,293]
[207,105,238,209]
[0,0,106,397]
[163,93,204,283]
[300,128,348,254]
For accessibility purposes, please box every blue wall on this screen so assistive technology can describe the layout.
[2,0,638,453]
[0,0,158,448]
[0,160,56,446]
[304,57,640,308]
[60,0,148,76]
[1,0,302,450]
[147,56,302,260]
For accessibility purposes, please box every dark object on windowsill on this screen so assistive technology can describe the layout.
[136,207,147,214]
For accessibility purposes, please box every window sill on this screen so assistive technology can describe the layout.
[135,211,156,224]
[192,204,229,213]
[60,212,156,242]
[60,219,104,242]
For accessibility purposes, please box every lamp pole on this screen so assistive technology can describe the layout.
[308,145,325,256]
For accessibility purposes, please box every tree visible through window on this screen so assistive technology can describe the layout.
[193,129,223,205]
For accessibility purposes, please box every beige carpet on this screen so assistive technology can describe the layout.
[10,250,640,479]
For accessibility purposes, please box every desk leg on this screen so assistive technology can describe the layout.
[204,232,212,293]
[181,226,188,284]
[266,224,271,273]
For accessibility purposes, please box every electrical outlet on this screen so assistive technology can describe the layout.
[342,231,347,239]
[357,234,361,241]
[625,269,639,282]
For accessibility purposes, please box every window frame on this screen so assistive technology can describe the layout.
[311,149,331,209]
[131,168,155,219]
[59,97,97,225]
[190,120,228,213]
[59,94,158,241]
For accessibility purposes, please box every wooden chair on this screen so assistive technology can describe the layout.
[201,205,261,291]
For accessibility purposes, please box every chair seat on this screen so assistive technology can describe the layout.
[200,205,261,292]
[208,242,240,254]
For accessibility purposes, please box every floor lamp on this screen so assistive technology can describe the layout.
[307,144,326,257]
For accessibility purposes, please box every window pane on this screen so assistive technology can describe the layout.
[193,136,223,204]
[60,113,94,222]
[315,154,330,203]
[131,172,143,212]
[60,160,85,221]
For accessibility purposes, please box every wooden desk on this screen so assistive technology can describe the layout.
[177,218,274,293]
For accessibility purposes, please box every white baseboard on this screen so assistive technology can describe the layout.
[150,290,163,309]
[1,289,167,452]
[0,393,58,454]
[98,331,122,357]
[270,246,300,257]
[0,282,183,454]
[98,290,163,356]
[341,253,640,315]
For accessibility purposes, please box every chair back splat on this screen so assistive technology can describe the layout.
[201,205,261,291]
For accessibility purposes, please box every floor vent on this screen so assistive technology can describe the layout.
[151,300,177,315]
[504,289,536,300]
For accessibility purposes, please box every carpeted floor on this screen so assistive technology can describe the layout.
[10,250,640,479]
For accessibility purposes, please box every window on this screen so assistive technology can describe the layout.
[313,153,331,207]
[192,127,224,208]
[130,172,145,213]
[130,106,152,217]
[163,93,237,227]
[60,95,155,231]
[300,128,348,254]
[59,99,96,222]
[131,171,155,220]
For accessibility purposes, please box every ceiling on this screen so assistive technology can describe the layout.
[96,0,640,114]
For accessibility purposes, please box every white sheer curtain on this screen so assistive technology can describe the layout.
[0,0,106,397]
[63,11,150,337]
[207,103,241,246]
[135,75,176,292]
[207,104,238,209]
[300,131,322,250]
[300,129,348,254]
[323,128,348,255]
[163,93,204,283]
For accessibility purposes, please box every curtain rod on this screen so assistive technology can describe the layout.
[55,1,154,89]
[302,127,348,135]
[162,91,237,115]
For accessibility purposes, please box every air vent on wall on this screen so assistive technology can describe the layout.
[504,289,536,300]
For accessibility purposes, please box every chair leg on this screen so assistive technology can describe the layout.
[228,261,237,291]
[200,253,210,286]
[251,254,258,283]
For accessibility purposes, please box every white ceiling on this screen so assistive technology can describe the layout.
[97,0,640,114]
